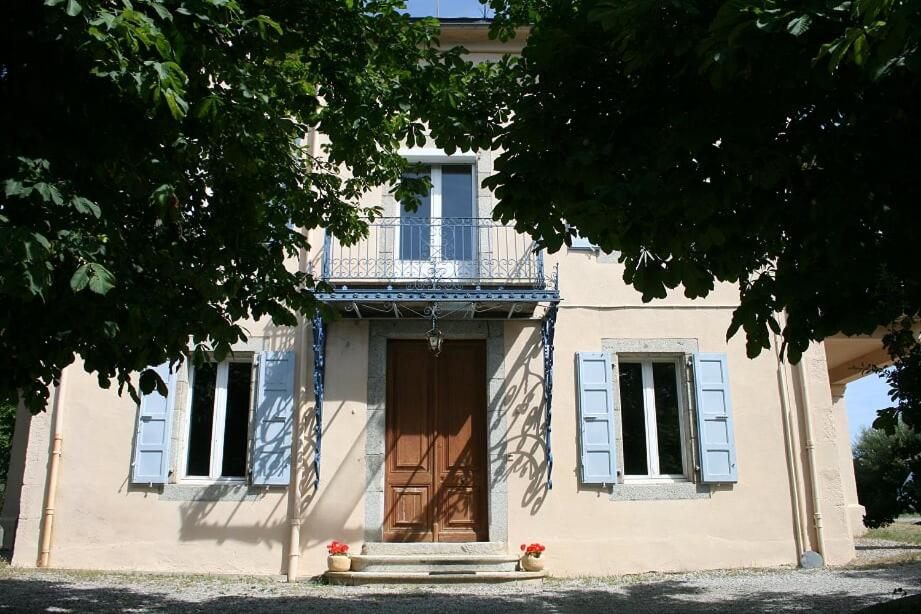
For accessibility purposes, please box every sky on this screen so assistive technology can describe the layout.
[845,372,892,443]
[403,0,892,447]
[403,0,494,18]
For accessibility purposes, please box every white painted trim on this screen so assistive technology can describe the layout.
[209,362,229,479]
[641,362,660,476]
[395,163,477,278]
[623,476,689,484]
[180,358,254,482]
[398,147,477,164]
[619,357,688,480]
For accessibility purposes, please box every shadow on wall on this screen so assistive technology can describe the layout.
[494,329,550,516]
[168,318,376,571]
[168,321,557,564]
[168,323,301,570]
[295,394,370,551]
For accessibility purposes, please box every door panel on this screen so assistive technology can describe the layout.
[384,343,435,541]
[435,342,487,542]
[384,340,487,542]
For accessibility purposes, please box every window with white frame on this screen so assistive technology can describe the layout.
[185,359,254,481]
[617,358,686,480]
[399,164,476,262]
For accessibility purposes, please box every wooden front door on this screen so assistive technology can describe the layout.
[384,340,488,542]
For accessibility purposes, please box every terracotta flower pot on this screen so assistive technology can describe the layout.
[327,555,351,572]
[520,554,545,572]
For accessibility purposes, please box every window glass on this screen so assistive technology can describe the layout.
[618,362,648,475]
[399,168,431,260]
[221,362,253,478]
[652,362,683,475]
[441,165,474,261]
[186,362,217,477]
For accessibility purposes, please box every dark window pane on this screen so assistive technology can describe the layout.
[441,166,474,261]
[400,169,431,260]
[618,362,648,475]
[186,363,217,477]
[221,363,252,478]
[652,362,683,475]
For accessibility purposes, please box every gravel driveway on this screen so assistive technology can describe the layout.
[2,539,920,613]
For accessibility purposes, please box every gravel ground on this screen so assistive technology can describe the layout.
[1,539,920,613]
[855,537,921,563]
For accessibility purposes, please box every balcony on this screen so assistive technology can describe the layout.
[316,217,559,318]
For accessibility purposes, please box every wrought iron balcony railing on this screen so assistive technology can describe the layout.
[321,217,548,288]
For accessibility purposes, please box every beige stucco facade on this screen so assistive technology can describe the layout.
[1,246,867,576]
[1,23,869,578]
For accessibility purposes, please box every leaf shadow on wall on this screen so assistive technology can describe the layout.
[492,328,550,516]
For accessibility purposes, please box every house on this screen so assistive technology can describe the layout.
[0,20,876,582]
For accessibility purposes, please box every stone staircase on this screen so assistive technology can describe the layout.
[324,542,545,586]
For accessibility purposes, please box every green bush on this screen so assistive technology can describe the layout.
[0,394,16,505]
[854,425,921,528]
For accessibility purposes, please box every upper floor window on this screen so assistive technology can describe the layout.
[617,359,686,480]
[185,359,254,481]
[400,164,475,262]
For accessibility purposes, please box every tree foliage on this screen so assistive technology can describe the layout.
[1,1,502,409]
[853,424,921,528]
[475,0,921,426]
[0,393,15,496]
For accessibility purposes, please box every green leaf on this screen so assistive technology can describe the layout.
[786,15,812,37]
[138,368,167,396]
[87,264,116,295]
[4,180,27,198]
[853,32,870,65]
[70,263,91,292]
[72,196,101,218]
[65,0,82,16]
[32,232,51,251]
[149,2,172,21]
[70,263,116,294]
[164,90,189,120]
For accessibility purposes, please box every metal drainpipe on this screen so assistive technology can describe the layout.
[773,334,807,559]
[286,127,319,582]
[286,315,306,583]
[796,356,827,563]
[37,370,67,567]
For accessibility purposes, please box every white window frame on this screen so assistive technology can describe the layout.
[395,153,479,278]
[616,356,689,483]
[181,356,254,484]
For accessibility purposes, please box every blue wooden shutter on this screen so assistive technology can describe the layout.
[693,353,739,483]
[251,351,295,486]
[131,362,176,484]
[576,352,617,484]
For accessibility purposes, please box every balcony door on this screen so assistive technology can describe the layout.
[398,164,476,282]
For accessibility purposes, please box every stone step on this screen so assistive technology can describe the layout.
[324,570,545,587]
[360,541,506,556]
[350,554,519,573]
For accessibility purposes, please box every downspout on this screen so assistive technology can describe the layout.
[796,356,827,562]
[286,127,319,583]
[286,313,307,582]
[773,333,807,559]
[37,370,67,567]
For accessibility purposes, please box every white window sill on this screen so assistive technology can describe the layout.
[609,482,711,502]
[622,475,688,485]
[159,483,283,502]
[177,477,247,485]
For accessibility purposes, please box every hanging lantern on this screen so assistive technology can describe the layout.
[427,326,444,356]
[427,303,443,356]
